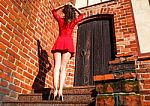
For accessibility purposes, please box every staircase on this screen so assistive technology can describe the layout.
[2,86,96,106]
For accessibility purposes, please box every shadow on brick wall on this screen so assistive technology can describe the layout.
[32,40,52,100]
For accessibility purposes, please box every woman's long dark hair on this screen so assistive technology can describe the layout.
[62,5,76,23]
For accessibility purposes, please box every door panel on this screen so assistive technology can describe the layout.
[74,18,113,86]
[93,20,112,75]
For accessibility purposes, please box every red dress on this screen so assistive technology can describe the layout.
[51,9,84,57]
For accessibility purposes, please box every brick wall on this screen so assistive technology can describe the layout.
[78,0,150,105]
[0,0,74,101]
[80,0,137,56]
[1,0,150,105]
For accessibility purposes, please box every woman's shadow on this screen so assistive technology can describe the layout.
[32,40,52,100]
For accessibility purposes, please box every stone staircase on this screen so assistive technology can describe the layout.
[2,86,96,106]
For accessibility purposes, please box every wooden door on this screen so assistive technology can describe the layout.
[74,16,115,86]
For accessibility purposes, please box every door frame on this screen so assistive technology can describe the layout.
[74,14,116,86]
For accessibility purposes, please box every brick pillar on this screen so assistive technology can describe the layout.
[136,58,150,105]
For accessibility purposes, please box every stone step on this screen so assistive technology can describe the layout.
[2,86,96,106]
[2,100,95,106]
[18,93,94,102]
[32,86,95,95]
[18,86,96,102]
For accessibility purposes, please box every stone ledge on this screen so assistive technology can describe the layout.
[109,55,135,65]
[138,55,150,61]
[93,72,137,82]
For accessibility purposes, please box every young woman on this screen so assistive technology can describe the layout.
[51,2,84,101]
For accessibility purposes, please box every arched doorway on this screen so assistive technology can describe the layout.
[74,15,116,86]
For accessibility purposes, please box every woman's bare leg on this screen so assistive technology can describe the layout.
[53,52,61,97]
[59,52,71,98]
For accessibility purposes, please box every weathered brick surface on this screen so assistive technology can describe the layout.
[96,94,141,106]
[136,60,150,105]
[96,95,115,106]
[96,79,139,94]
[0,0,73,101]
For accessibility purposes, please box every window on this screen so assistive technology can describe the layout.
[75,0,111,8]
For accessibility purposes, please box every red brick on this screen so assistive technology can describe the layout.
[24,32,34,43]
[6,48,20,60]
[19,12,29,23]
[145,96,150,100]
[0,10,3,17]
[10,39,22,50]
[0,28,2,35]
[8,13,15,21]
[0,16,6,25]
[141,74,150,79]
[0,3,9,15]
[21,82,32,91]
[0,0,7,8]
[1,25,14,38]
[2,59,17,70]
[22,89,29,94]
[28,51,38,61]
[0,42,7,51]
[19,50,30,60]
[142,79,150,84]
[143,85,150,89]
[2,32,11,40]
[12,71,25,81]
[142,101,150,106]
[15,35,22,42]
[0,87,10,95]
[0,49,8,58]
[15,60,27,70]
[21,41,32,51]
[13,78,21,86]
[8,55,15,63]
[23,71,34,80]
[0,64,12,75]
[0,72,13,82]
[0,79,8,87]
[11,45,19,53]
[19,57,26,64]
[6,23,13,31]
[16,67,24,74]
[3,0,13,7]
[26,61,37,71]
[9,84,22,93]
[17,26,24,34]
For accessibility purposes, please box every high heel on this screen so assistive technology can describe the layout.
[58,94,63,101]
[53,90,58,100]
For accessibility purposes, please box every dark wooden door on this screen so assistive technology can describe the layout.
[74,17,114,86]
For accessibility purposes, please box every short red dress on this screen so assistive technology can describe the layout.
[51,9,84,57]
